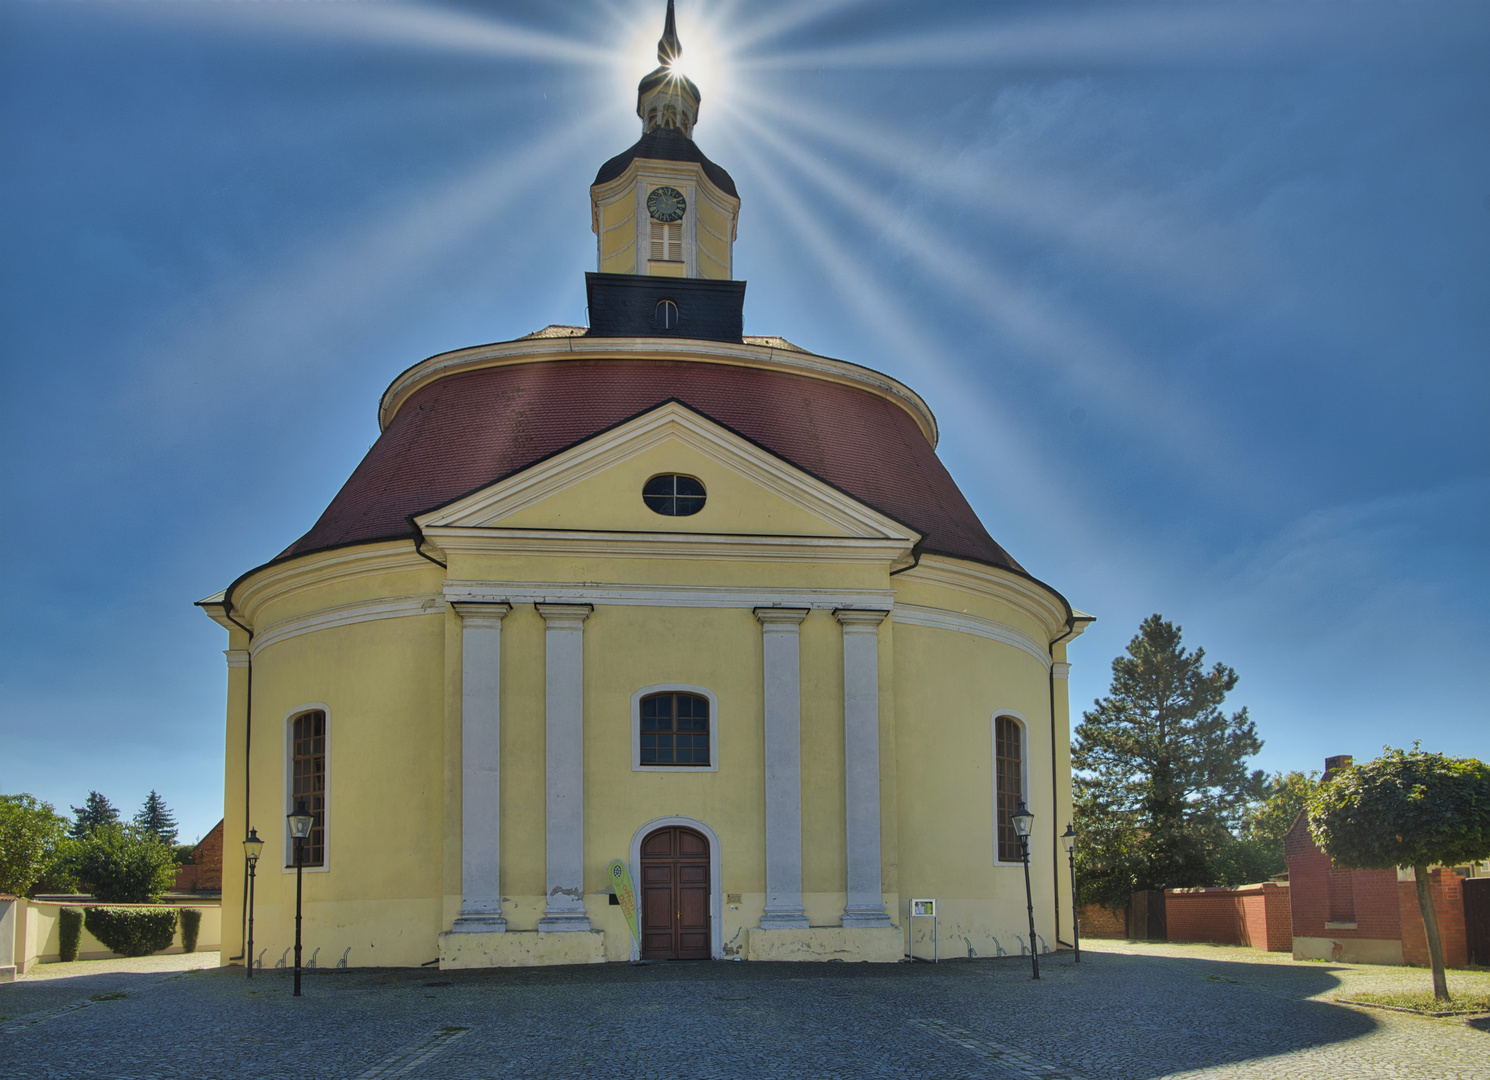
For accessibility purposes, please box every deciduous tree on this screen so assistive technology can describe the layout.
[1309,746,1490,1002]
[0,794,72,897]
[76,822,178,903]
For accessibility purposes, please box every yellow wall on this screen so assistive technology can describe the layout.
[214,412,1077,968]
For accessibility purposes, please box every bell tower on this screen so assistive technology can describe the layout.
[590,0,740,281]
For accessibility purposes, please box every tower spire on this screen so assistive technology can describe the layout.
[658,0,682,66]
[636,0,700,138]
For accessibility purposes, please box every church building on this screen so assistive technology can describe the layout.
[200,2,1091,969]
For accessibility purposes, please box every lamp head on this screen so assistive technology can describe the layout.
[1011,800,1034,839]
[287,799,315,840]
[242,827,265,864]
[1061,824,1076,853]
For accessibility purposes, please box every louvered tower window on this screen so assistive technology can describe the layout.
[651,220,684,262]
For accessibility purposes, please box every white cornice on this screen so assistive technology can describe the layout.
[251,595,444,657]
[892,604,1052,670]
[444,580,896,612]
[377,336,938,448]
[423,528,915,569]
[898,556,1071,643]
[231,544,433,631]
[415,402,920,553]
[1052,662,1072,680]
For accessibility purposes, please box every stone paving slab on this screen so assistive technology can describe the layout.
[0,943,1484,1079]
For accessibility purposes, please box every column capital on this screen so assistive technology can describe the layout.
[834,608,890,630]
[754,607,809,629]
[1052,662,1072,680]
[451,601,512,628]
[536,603,593,630]
[224,649,251,669]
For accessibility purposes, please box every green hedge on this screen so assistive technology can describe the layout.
[58,907,83,962]
[84,907,178,957]
[179,908,202,953]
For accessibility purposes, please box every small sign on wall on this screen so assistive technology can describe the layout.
[912,898,936,917]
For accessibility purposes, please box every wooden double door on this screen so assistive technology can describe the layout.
[640,826,711,960]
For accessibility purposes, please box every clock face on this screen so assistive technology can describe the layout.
[647,186,687,223]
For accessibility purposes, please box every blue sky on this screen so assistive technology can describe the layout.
[1,0,1486,843]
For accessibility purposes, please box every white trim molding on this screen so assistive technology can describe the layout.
[250,595,445,657]
[282,702,331,876]
[631,684,720,773]
[897,555,1072,643]
[991,710,1033,868]
[379,335,939,448]
[892,604,1051,670]
[1051,662,1072,680]
[445,580,895,612]
[228,542,435,630]
[627,816,725,961]
[224,650,251,669]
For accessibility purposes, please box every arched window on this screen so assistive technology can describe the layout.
[639,692,711,767]
[643,474,706,516]
[287,708,327,868]
[995,715,1024,863]
[655,299,680,331]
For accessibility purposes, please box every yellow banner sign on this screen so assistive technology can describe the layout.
[607,859,639,945]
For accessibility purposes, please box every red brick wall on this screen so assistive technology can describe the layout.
[1399,869,1469,969]
[1285,815,1401,941]
[173,819,224,894]
[1164,884,1291,951]
[1077,903,1128,939]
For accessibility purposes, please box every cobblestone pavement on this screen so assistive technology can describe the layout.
[1,942,1485,1079]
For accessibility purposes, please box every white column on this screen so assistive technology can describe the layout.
[836,609,892,928]
[537,603,592,932]
[451,602,511,932]
[755,607,810,930]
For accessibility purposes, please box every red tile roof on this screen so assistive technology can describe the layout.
[275,355,1025,576]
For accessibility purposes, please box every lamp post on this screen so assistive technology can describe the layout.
[1011,800,1039,980]
[1061,824,1080,964]
[287,799,315,997]
[242,828,264,979]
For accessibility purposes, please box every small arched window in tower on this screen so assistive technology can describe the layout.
[643,474,706,516]
[655,299,680,331]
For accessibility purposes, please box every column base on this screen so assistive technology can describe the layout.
[841,908,893,929]
[538,912,593,933]
[748,926,903,963]
[451,914,507,934]
[758,909,809,930]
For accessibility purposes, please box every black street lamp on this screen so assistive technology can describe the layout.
[1011,800,1039,980]
[242,828,264,979]
[287,799,315,997]
[1061,824,1080,964]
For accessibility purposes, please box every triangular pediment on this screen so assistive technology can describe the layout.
[415,401,920,546]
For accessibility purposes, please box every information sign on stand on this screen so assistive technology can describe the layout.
[909,898,938,963]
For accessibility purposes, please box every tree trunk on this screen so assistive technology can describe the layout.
[1414,864,1450,1003]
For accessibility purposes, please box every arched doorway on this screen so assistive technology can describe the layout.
[640,826,711,960]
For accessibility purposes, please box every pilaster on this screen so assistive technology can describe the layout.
[836,609,892,928]
[451,602,511,932]
[755,607,810,930]
[537,603,593,932]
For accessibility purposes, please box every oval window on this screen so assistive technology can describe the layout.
[643,474,706,517]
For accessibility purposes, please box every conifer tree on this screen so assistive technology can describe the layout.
[69,791,119,840]
[134,790,179,845]
[1073,614,1265,896]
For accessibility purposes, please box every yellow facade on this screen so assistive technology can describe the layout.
[203,358,1088,971]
